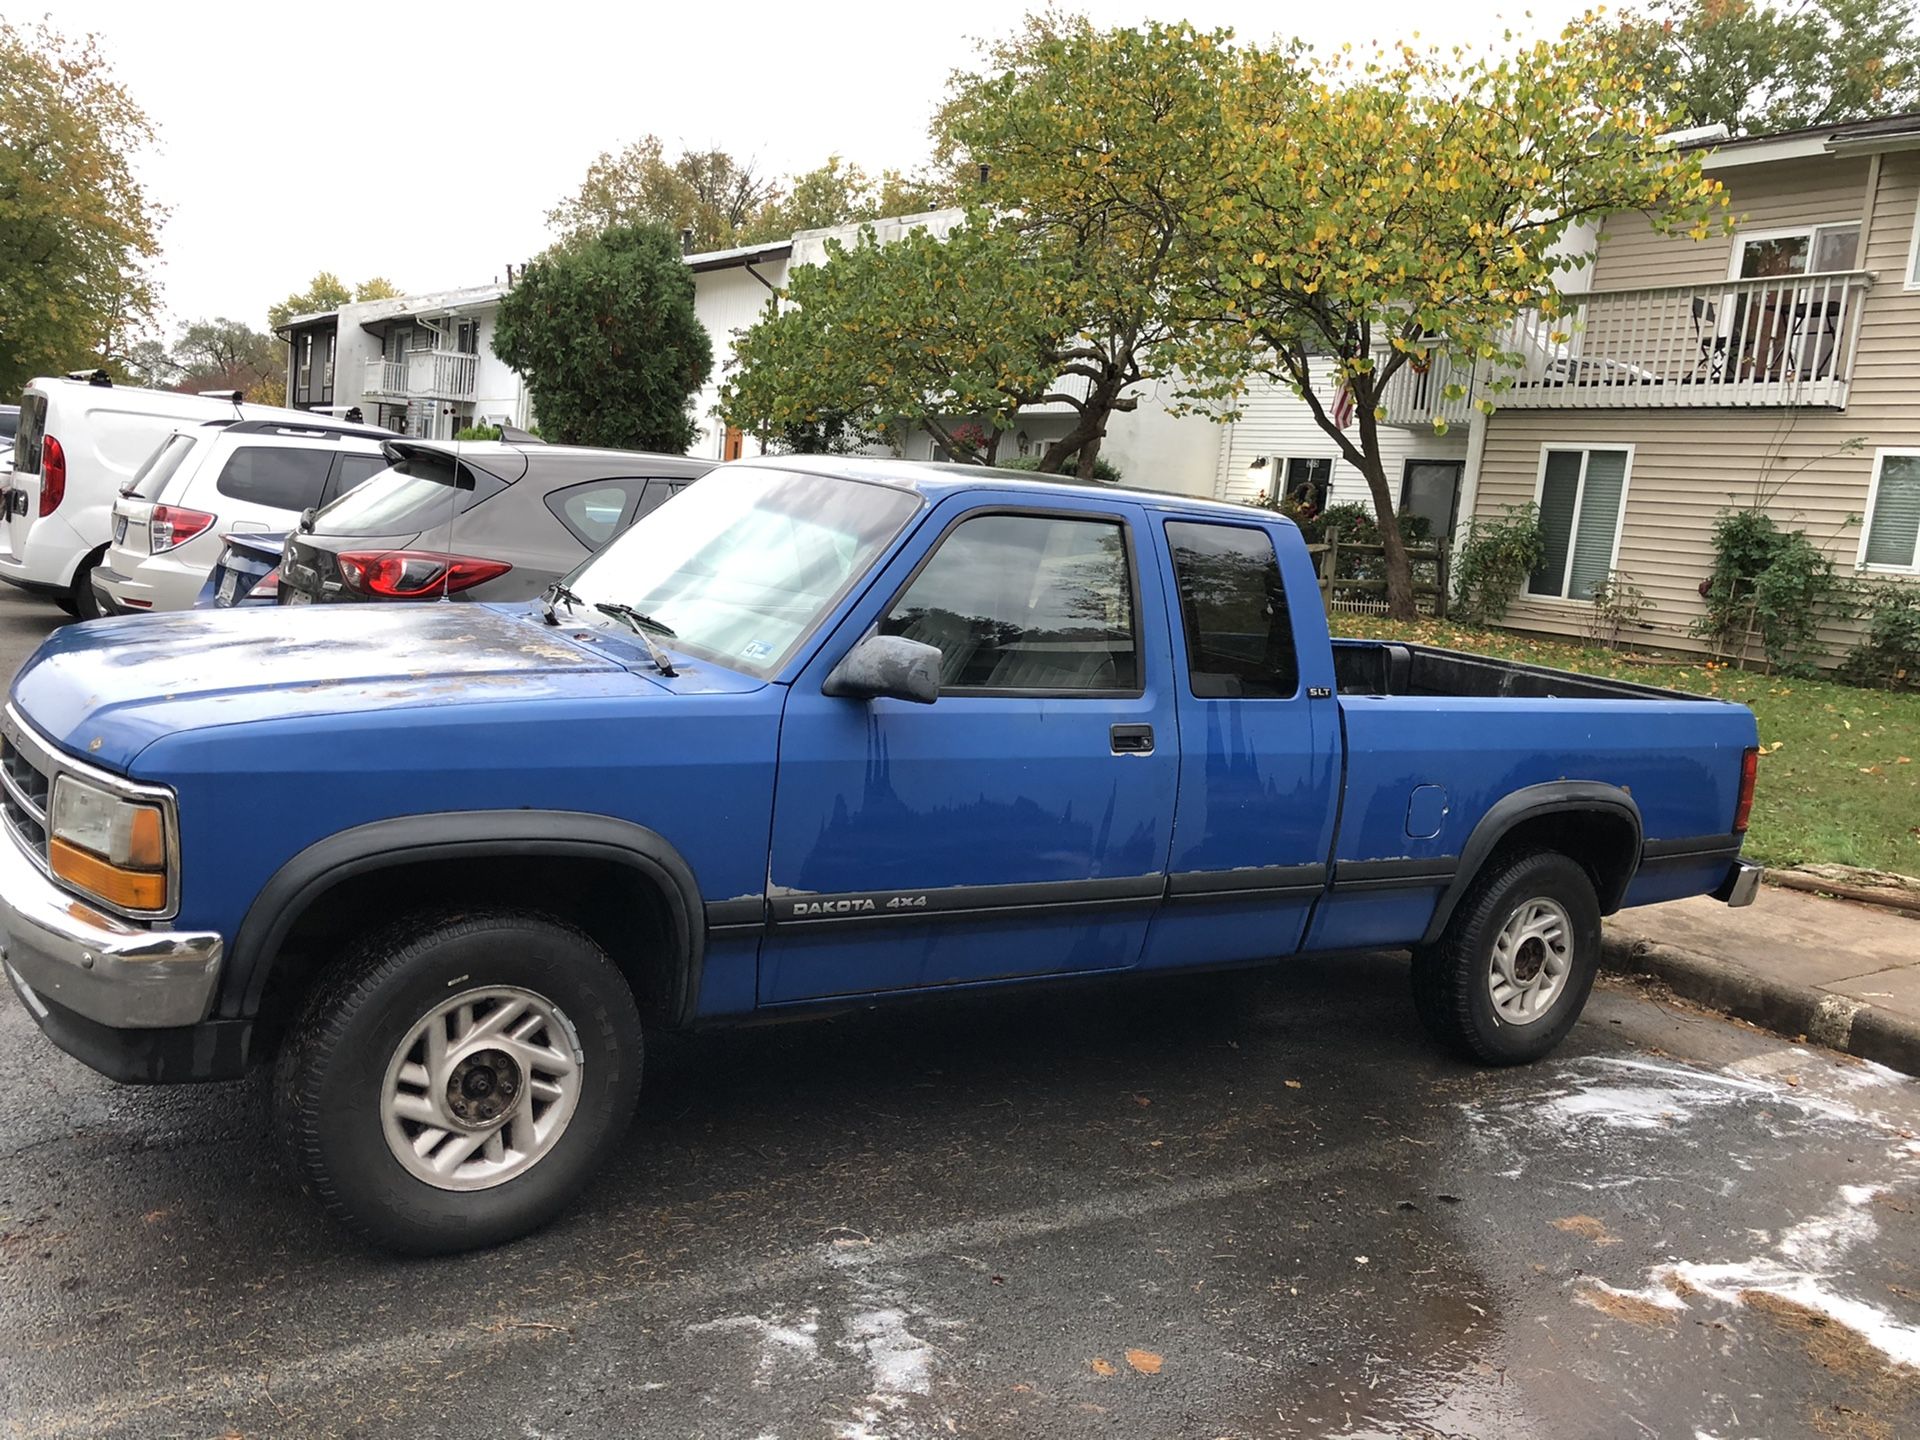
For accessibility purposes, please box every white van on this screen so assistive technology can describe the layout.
[4,373,356,617]
[94,417,392,614]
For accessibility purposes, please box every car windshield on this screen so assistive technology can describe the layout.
[312,451,504,536]
[568,467,920,677]
[128,433,197,500]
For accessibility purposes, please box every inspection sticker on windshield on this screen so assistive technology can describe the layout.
[741,640,772,661]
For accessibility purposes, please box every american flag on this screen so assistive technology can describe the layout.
[1332,381,1355,430]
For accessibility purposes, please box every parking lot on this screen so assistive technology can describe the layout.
[0,588,1916,1439]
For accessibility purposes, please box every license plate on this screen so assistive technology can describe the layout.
[113,515,127,544]
[284,587,313,605]
[217,569,241,606]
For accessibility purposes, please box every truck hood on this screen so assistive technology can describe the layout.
[12,603,639,771]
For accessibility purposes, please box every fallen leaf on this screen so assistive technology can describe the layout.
[1132,1094,1151,1108]
[1090,1357,1118,1376]
[1125,1349,1164,1375]
[1355,1255,1371,1265]
[1283,1079,1303,1089]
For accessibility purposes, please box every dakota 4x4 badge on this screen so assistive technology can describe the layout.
[786,894,929,918]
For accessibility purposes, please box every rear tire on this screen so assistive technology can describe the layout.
[272,909,644,1255]
[69,546,107,620]
[51,595,78,617]
[1411,849,1601,1065]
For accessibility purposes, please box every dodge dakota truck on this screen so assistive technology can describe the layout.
[0,457,1762,1253]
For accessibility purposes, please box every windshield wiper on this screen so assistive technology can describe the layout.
[594,602,678,677]
[541,580,583,626]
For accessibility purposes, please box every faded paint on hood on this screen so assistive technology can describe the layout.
[12,603,647,770]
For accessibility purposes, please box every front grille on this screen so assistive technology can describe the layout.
[0,732,50,858]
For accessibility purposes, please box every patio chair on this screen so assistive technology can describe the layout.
[1691,296,1730,382]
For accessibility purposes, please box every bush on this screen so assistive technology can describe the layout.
[1693,509,1853,676]
[1452,503,1545,627]
[454,424,502,441]
[1840,583,1920,690]
[1586,570,1655,649]
[994,453,1124,483]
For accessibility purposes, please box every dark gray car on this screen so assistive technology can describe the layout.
[277,439,715,604]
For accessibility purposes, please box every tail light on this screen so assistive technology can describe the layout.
[150,505,217,553]
[335,550,511,598]
[253,567,281,599]
[38,436,66,516]
[1732,746,1759,833]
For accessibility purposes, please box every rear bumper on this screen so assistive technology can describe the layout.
[1714,858,1763,908]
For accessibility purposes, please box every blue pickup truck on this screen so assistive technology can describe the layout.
[0,457,1761,1252]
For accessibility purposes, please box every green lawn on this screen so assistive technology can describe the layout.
[1331,614,1920,876]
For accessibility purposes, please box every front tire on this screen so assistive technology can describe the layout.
[272,909,643,1255]
[1411,849,1601,1065]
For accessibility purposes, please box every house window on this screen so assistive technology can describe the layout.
[1732,223,1861,279]
[323,333,335,389]
[1277,456,1333,512]
[297,334,312,393]
[1527,446,1631,601]
[1908,193,1920,290]
[1860,451,1920,572]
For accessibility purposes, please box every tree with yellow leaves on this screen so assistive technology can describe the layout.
[1180,19,1732,618]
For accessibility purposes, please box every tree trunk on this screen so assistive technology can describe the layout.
[1352,402,1416,620]
[1074,434,1104,480]
[1037,414,1100,474]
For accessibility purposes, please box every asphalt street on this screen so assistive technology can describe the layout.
[1,588,1917,1440]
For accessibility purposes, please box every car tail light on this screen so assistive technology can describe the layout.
[150,505,217,553]
[39,436,65,516]
[334,550,512,598]
[1733,746,1759,833]
[253,566,281,599]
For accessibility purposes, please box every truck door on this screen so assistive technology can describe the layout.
[1137,516,1342,967]
[760,495,1179,1004]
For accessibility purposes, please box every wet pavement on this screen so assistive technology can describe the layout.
[1,589,1917,1438]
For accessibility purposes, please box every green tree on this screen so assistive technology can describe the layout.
[0,20,164,395]
[1619,0,1920,135]
[936,16,1235,476]
[493,224,712,452]
[547,137,780,251]
[267,272,400,329]
[719,220,1068,464]
[1179,21,1730,618]
[171,317,281,398]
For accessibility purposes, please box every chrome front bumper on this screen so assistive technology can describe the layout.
[0,820,222,1028]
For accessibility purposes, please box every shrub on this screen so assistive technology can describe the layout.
[1452,503,1545,627]
[1840,582,1920,690]
[1693,509,1853,676]
[994,453,1124,483]
[1587,570,1655,649]
[454,424,502,441]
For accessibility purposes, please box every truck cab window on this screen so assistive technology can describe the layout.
[881,513,1138,693]
[1166,521,1299,699]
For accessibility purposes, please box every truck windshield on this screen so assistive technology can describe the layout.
[569,467,920,677]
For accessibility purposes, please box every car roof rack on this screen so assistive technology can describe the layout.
[223,418,393,440]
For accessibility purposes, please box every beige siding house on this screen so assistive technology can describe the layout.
[1393,112,1920,658]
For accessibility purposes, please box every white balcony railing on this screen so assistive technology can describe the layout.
[360,350,479,403]
[1381,271,1873,426]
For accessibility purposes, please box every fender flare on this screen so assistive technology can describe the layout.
[1419,782,1643,947]
[222,811,706,1027]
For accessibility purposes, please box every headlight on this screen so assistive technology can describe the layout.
[48,776,170,913]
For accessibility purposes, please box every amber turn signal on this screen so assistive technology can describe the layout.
[50,838,168,912]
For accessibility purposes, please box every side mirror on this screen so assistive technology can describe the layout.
[822,634,941,705]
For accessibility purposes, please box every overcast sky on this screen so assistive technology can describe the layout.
[44,0,1589,335]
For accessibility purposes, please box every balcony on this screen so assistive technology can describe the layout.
[362,350,478,403]
[1382,271,1873,426]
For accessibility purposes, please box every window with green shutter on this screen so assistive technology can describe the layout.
[1526,447,1632,600]
[1862,453,1920,572]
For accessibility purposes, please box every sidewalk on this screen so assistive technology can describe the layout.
[1602,883,1920,1077]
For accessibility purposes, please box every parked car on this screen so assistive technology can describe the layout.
[277,440,714,605]
[0,457,1761,1253]
[5,374,358,618]
[197,529,291,608]
[95,418,393,615]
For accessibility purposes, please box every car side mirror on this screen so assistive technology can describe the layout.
[822,634,941,705]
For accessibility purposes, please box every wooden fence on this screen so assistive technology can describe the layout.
[1305,531,1451,619]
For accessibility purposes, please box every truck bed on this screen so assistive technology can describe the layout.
[1332,640,1712,704]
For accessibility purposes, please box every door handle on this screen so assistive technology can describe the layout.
[1110,723,1154,755]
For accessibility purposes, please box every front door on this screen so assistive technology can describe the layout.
[760,498,1179,1004]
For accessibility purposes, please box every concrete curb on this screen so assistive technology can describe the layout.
[1601,933,1920,1079]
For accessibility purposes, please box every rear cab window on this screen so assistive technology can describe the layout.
[1165,520,1300,698]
